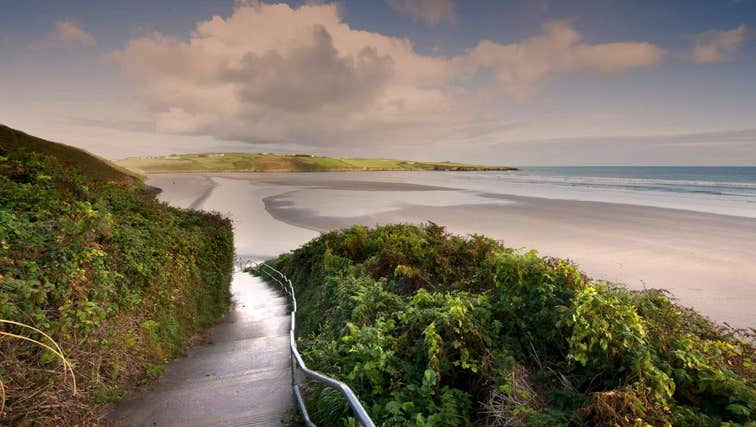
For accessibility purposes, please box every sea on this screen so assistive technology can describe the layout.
[515,166,756,196]
[424,166,756,219]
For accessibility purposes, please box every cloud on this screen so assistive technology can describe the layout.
[464,21,666,97]
[386,0,456,26]
[111,2,456,145]
[223,25,394,113]
[53,20,96,46]
[691,25,747,63]
[110,3,665,147]
[32,20,97,49]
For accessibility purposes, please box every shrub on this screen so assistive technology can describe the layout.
[260,224,754,426]
[0,145,233,424]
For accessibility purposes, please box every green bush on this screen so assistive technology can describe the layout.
[0,144,234,424]
[260,224,754,426]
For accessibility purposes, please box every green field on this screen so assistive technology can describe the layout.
[117,152,517,174]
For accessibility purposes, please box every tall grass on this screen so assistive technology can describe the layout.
[0,320,76,414]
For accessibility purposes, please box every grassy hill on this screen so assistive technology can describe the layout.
[259,224,755,426]
[0,125,234,424]
[117,152,517,174]
[1,125,142,183]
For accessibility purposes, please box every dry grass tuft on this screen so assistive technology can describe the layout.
[0,320,77,419]
[482,364,542,427]
[577,383,670,427]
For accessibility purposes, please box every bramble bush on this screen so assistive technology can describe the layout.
[0,137,234,424]
[260,223,755,426]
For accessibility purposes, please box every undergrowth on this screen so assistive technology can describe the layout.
[261,223,755,426]
[0,135,234,424]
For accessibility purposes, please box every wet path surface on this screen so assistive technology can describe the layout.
[111,272,292,426]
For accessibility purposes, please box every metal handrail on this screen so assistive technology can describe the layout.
[242,260,375,427]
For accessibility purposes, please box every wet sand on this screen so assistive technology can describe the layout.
[148,172,756,329]
[149,174,317,257]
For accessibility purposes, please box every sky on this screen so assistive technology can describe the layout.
[0,0,755,165]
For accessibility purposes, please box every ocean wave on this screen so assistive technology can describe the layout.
[499,174,756,190]
[453,171,756,192]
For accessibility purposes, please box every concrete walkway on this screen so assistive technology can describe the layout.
[110,272,292,426]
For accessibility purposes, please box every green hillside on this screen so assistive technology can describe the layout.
[0,126,234,424]
[117,152,517,174]
[259,224,755,426]
[1,125,141,183]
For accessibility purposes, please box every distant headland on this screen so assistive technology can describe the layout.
[116,152,518,174]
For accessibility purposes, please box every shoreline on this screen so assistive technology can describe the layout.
[152,170,756,219]
[263,193,756,328]
[148,172,756,329]
[127,167,519,174]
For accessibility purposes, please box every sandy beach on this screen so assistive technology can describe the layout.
[148,172,756,329]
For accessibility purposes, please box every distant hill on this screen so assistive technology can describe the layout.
[116,152,517,174]
[0,124,141,184]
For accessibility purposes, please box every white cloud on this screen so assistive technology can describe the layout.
[110,3,666,147]
[386,0,456,26]
[111,2,456,145]
[53,20,96,46]
[691,25,747,63]
[464,21,665,98]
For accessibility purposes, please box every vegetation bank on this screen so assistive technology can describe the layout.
[0,125,234,424]
[260,223,755,426]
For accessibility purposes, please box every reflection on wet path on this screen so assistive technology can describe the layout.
[111,272,292,426]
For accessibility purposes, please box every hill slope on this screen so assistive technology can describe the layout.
[0,125,234,424]
[1,125,141,183]
[117,152,517,174]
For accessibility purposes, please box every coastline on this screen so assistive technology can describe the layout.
[117,153,517,175]
[125,167,518,174]
[266,193,756,329]
[149,170,756,218]
[148,172,756,329]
